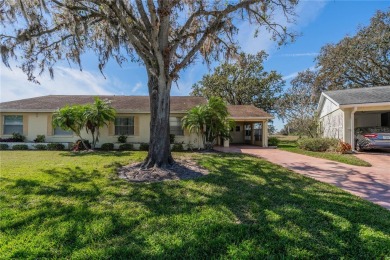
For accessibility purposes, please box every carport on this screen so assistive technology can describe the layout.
[318,86,390,149]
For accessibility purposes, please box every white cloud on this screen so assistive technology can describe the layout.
[0,64,129,102]
[281,52,319,57]
[282,66,317,81]
[131,82,143,93]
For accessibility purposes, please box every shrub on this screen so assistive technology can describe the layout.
[119,143,133,151]
[169,134,175,144]
[139,143,149,151]
[101,143,114,151]
[12,144,28,150]
[73,140,91,151]
[268,137,280,146]
[0,144,9,150]
[297,138,338,152]
[47,143,65,151]
[12,132,25,142]
[337,141,352,154]
[34,135,46,143]
[118,135,127,143]
[172,143,184,151]
[34,144,47,150]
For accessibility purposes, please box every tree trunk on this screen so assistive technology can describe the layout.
[141,75,174,169]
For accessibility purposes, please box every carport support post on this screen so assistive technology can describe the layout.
[351,107,357,150]
[263,120,268,147]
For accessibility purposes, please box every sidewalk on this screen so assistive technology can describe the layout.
[214,146,390,210]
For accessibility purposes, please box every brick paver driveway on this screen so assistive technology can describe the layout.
[214,146,390,210]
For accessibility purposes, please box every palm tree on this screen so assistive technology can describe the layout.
[182,97,233,150]
[84,97,116,149]
[52,105,88,149]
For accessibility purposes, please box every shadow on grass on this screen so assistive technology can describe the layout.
[59,151,136,157]
[1,153,389,258]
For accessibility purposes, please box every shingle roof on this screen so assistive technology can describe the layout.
[0,95,272,119]
[0,95,207,113]
[227,105,272,119]
[324,86,390,105]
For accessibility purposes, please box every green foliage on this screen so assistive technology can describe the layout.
[0,151,389,258]
[169,134,175,144]
[12,132,25,142]
[12,144,28,150]
[268,137,280,146]
[119,143,133,151]
[182,97,233,150]
[139,143,149,151]
[297,138,338,152]
[34,135,46,143]
[100,143,114,151]
[171,143,184,152]
[47,143,65,151]
[84,97,116,148]
[34,144,47,150]
[117,135,127,143]
[191,51,284,113]
[0,144,9,150]
[52,105,85,138]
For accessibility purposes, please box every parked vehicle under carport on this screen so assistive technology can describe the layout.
[355,126,390,151]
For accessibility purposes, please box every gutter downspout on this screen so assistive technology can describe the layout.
[351,107,357,150]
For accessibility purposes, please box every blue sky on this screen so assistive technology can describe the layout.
[1,1,389,130]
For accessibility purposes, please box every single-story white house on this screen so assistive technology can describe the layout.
[0,95,273,149]
[317,86,390,149]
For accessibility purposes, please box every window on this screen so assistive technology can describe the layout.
[115,117,134,135]
[3,115,23,135]
[170,117,183,136]
[235,126,241,132]
[54,127,73,136]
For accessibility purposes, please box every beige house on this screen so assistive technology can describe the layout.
[318,86,390,149]
[0,95,272,149]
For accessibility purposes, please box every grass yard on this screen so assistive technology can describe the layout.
[278,140,372,167]
[1,151,389,258]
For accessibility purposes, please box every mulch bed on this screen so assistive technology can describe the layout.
[118,159,209,183]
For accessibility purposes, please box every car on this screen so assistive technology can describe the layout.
[355,126,390,151]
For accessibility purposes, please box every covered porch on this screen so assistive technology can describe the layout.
[222,105,273,148]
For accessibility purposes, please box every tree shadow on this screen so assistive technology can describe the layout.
[1,153,390,258]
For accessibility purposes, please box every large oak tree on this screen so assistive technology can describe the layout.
[1,0,298,168]
[191,51,284,113]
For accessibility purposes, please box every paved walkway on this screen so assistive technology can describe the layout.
[214,146,390,210]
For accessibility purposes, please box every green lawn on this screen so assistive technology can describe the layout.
[278,140,372,167]
[1,151,389,258]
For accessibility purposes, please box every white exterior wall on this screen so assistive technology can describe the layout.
[320,109,344,140]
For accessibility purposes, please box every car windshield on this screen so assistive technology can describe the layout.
[355,127,390,134]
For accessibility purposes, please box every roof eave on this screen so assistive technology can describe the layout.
[339,102,390,109]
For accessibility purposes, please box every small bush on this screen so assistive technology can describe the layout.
[118,135,128,143]
[337,141,352,154]
[101,143,114,151]
[12,132,25,142]
[34,135,46,143]
[12,144,28,150]
[119,143,133,151]
[297,138,338,152]
[139,143,149,151]
[47,143,65,151]
[170,134,175,144]
[34,144,47,150]
[0,144,9,150]
[172,143,184,152]
[268,137,280,146]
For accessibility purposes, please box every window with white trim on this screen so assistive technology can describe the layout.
[170,117,184,136]
[54,127,73,136]
[3,115,23,135]
[115,117,134,135]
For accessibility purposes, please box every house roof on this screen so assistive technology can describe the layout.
[324,86,390,105]
[0,95,272,119]
[227,105,272,119]
[0,95,207,113]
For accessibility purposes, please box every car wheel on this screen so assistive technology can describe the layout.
[356,144,363,152]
